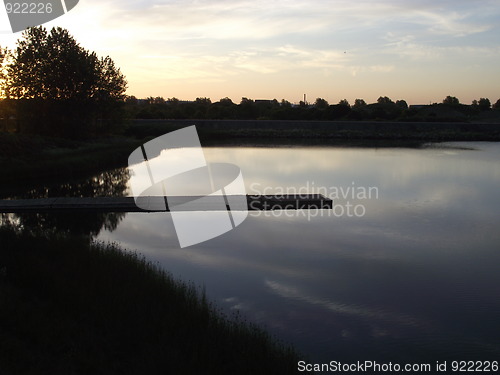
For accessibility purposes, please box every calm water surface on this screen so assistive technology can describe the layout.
[62,143,500,362]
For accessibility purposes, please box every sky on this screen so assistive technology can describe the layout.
[1,0,500,104]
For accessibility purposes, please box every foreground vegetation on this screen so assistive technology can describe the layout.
[0,225,302,374]
[0,132,141,186]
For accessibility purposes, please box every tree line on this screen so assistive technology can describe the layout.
[1,27,499,139]
[123,95,500,122]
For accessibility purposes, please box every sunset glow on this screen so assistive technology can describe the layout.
[1,0,499,104]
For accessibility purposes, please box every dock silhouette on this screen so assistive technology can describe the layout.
[0,195,332,213]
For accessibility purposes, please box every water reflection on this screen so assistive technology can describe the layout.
[10,168,130,199]
[3,142,499,362]
[1,211,124,237]
[1,168,130,237]
[97,142,500,362]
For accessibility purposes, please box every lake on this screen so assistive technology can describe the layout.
[95,142,500,364]
[5,141,500,365]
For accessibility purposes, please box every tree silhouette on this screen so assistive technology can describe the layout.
[314,98,329,109]
[396,100,408,110]
[372,96,402,120]
[443,96,459,106]
[0,47,8,97]
[195,97,211,106]
[329,99,351,119]
[219,97,234,105]
[353,99,367,108]
[147,97,166,105]
[3,26,127,137]
[189,97,210,118]
[377,96,393,104]
[239,97,258,119]
[348,99,368,120]
[478,98,491,111]
[280,99,292,108]
[207,97,236,119]
[338,99,350,107]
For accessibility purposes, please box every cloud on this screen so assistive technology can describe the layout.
[93,0,337,41]
[67,0,496,43]
[265,279,428,329]
[412,10,492,37]
[383,32,500,61]
[129,43,355,81]
[20,0,497,100]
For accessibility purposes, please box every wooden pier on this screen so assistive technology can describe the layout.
[0,195,332,213]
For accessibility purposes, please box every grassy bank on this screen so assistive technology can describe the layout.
[125,119,500,142]
[0,226,302,374]
[0,132,141,185]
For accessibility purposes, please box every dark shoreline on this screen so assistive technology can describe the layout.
[1,120,499,189]
[128,119,500,142]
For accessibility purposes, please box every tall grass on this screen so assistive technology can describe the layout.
[0,132,141,184]
[0,226,302,374]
